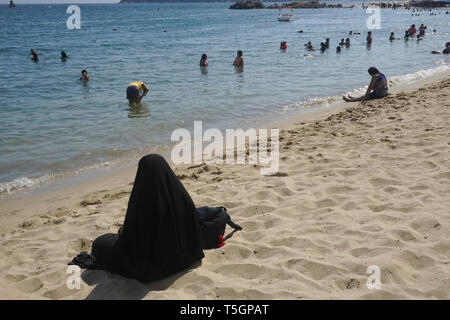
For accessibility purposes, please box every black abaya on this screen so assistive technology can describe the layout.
[91,154,205,282]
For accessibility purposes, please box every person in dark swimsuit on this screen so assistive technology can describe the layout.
[343,67,388,102]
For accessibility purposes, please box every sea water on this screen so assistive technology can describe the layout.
[0,1,449,195]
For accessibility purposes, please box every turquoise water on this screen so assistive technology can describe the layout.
[0,2,449,194]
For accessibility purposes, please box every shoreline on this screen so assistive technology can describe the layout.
[1,65,448,201]
[1,67,449,234]
[0,69,449,299]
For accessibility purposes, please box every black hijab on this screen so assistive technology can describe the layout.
[93,154,204,282]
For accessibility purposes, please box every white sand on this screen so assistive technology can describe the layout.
[0,72,449,299]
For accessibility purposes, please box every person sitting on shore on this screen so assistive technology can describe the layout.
[79,70,91,81]
[61,51,68,60]
[30,49,39,62]
[389,32,396,41]
[367,31,373,45]
[345,38,350,47]
[85,154,205,283]
[233,50,244,68]
[431,42,450,54]
[305,41,316,51]
[280,41,287,50]
[200,53,208,67]
[126,81,149,106]
[343,67,388,102]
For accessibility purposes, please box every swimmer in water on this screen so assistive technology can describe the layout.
[404,30,410,40]
[233,50,244,68]
[280,41,287,50]
[343,67,388,102]
[345,38,350,48]
[305,41,316,51]
[431,42,450,54]
[325,38,330,49]
[389,32,396,41]
[61,51,68,60]
[30,49,39,62]
[200,53,208,67]
[339,38,345,46]
[80,70,91,81]
[320,42,326,52]
[126,81,150,106]
[367,31,372,45]
[336,46,341,53]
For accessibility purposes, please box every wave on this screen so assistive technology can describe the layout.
[1,65,449,197]
[0,161,113,196]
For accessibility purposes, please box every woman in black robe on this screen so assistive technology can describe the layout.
[90,154,204,282]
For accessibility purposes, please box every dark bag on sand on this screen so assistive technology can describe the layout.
[68,251,97,269]
[196,206,242,249]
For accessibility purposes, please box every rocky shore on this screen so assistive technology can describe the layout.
[229,1,352,10]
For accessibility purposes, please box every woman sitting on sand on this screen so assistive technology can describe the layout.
[343,67,388,102]
[84,154,205,282]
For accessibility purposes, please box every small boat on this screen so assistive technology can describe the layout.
[278,9,294,22]
[9,0,16,8]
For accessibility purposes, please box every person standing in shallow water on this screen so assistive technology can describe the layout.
[126,81,150,106]
[233,50,244,68]
[30,49,39,62]
[343,67,388,102]
[367,31,373,45]
[80,70,91,81]
[345,38,350,48]
[200,53,208,67]
[389,32,396,41]
[61,51,68,60]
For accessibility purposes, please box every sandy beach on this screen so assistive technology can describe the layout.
[0,72,449,300]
